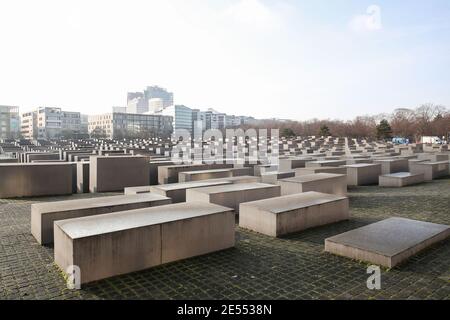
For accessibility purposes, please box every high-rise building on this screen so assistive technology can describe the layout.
[0,105,20,139]
[126,86,174,114]
[144,86,173,108]
[88,112,173,139]
[127,97,149,114]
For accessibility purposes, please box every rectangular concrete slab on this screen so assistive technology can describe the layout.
[32,193,171,245]
[410,161,449,181]
[325,217,450,268]
[345,163,382,186]
[240,192,349,237]
[179,168,233,183]
[0,163,73,198]
[277,173,347,196]
[379,172,425,187]
[186,183,281,213]
[54,202,235,284]
[149,180,232,203]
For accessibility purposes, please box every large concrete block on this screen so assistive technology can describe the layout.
[54,202,235,284]
[373,159,409,175]
[325,218,450,268]
[76,162,90,193]
[89,156,150,193]
[186,183,281,213]
[31,193,171,245]
[379,172,425,187]
[277,173,347,196]
[0,163,73,198]
[410,161,449,181]
[149,180,232,203]
[345,163,382,186]
[240,192,349,237]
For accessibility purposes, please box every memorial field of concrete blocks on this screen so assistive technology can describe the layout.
[0,136,449,300]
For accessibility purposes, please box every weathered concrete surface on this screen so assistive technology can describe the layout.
[186,183,281,213]
[345,163,382,186]
[325,217,450,268]
[379,172,425,187]
[54,202,235,284]
[278,173,347,196]
[0,163,73,198]
[89,156,150,193]
[31,193,171,245]
[240,192,349,237]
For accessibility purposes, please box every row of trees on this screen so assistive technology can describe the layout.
[244,104,449,141]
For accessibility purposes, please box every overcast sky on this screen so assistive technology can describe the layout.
[0,0,449,120]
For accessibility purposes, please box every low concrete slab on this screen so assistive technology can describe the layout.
[295,166,347,176]
[179,168,233,183]
[325,217,450,268]
[277,173,347,196]
[345,163,382,186]
[186,183,281,213]
[260,171,296,184]
[54,202,235,284]
[149,180,232,203]
[32,193,171,245]
[305,160,347,168]
[379,172,425,187]
[240,192,349,237]
[158,163,232,184]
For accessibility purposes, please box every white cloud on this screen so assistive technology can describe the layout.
[349,5,382,33]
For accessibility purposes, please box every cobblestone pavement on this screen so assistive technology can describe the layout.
[0,179,449,300]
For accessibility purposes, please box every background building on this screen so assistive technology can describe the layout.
[0,105,20,139]
[88,112,173,139]
[61,111,81,136]
[21,107,85,139]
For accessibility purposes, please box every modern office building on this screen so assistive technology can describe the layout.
[88,112,173,139]
[159,105,193,134]
[0,105,20,139]
[21,107,84,139]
